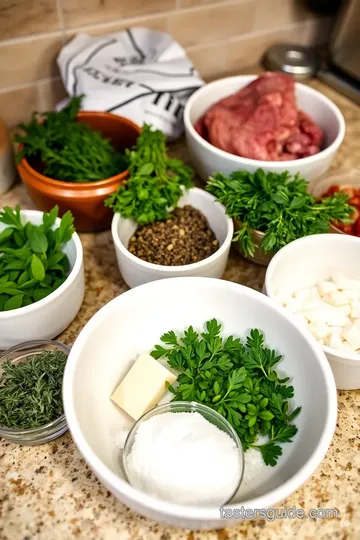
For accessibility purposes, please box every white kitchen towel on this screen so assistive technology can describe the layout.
[57,27,204,139]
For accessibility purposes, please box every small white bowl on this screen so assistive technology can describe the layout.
[111,187,233,288]
[0,210,85,349]
[63,277,337,530]
[184,75,345,183]
[264,234,360,390]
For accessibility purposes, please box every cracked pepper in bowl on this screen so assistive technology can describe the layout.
[128,205,219,266]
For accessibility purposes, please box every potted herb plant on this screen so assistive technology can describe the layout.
[15,97,141,232]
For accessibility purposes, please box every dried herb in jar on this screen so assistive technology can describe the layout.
[0,349,67,429]
[128,205,219,266]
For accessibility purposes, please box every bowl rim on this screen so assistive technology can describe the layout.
[0,209,83,319]
[16,111,141,189]
[264,233,360,364]
[0,339,70,434]
[183,75,346,167]
[111,187,234,272]
[63,276,338,522]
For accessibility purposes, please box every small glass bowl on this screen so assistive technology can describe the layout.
[0,340,70,445]
[122,401,244,506]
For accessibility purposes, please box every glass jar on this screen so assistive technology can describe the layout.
[0,340,70,444]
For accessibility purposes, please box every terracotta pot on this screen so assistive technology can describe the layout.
[17,111,141,232]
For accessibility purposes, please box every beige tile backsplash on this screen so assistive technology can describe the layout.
[0,0,332,126]
[0,0,60,40]
[61,0,176,30]
[169,0,256,48]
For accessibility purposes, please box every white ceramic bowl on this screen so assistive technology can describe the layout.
[111,187,233,288]
[63,277,337,530]
[184,75,345,182]
[264,234,360,390]
[0,210,85,349]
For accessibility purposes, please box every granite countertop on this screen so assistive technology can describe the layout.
[0,80,359,540]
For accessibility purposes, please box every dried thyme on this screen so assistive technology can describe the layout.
[0,350,67,429]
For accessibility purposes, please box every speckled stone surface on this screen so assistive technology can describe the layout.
[0,79,359,540]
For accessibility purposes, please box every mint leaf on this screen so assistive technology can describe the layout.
[4,294,23,311]
[31,254,45,281]
[28,229,48,254]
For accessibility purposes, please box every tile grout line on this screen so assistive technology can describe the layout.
[184,17,315,52]
[50,0,253,36]
[0,77,62,96]
[55,0,67,43]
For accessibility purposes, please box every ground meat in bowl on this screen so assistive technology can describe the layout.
[194,72,324,161]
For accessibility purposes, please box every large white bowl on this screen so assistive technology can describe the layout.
[264,234,360,390]
[0,210,84,349]
[63,277,337,530]
[184,75,345,182]
[111,187,233,288]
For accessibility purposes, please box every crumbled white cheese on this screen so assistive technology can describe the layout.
[343,289,360,301]
[277,273,360,355]
[327,291,349,307]
[351,301,360,319]
[343,325,360,351]
[317,280,337,296]
[329,333,342,350]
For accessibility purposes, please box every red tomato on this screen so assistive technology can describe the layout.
[338,184,356,198]
[349,196,360,208]
[355,218,360,237]
[342,223,356,235]
[325,185,340,196]
[349,207,360,222]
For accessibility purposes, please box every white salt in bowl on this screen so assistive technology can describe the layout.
[122,401,244,506]
[63,277,337,530]
[184,75,345,182]
[264,234,360,390]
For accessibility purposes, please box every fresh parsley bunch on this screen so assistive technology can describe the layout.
[0,206,74,311]
[14,96,128,182]
[105,124,194,225]
[206,169,354,257]
[151,319,301,466]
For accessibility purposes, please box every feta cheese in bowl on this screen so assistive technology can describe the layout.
[264,234,360,389]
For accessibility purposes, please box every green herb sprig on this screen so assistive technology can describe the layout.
[206,169,354,257]
[105,124,194,225]
[14,96,128,182]
[0,350,67,429]
[0,206,74,311]
[151,319,301,466]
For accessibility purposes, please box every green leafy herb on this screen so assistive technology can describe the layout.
[151,319,300,466]
[105,124,194,225]
[206,169,354,257]
[0,349,67,429]
[0,206,75,311]
[14,96,128,183]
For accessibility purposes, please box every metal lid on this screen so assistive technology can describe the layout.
[263,44,322,80]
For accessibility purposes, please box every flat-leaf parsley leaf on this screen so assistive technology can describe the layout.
[151,319,301,466]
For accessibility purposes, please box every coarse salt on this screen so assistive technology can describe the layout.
[125,411,242,506]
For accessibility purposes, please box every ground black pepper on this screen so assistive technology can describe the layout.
[128,205,219,266]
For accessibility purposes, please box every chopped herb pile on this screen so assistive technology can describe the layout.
[14,96,128,182]
[0,349,67,429]
[206,168,354,257]
[151,319,301,466]
[105,124,194,225]
[0,206,74,311]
